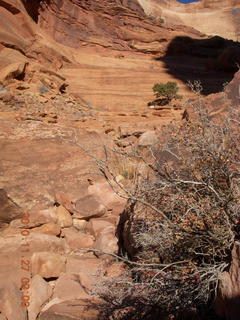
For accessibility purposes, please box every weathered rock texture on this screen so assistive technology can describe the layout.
[37,0,199,52]
[139,0,240,40]
[0,0,72,90]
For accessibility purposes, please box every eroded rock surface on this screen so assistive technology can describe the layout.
[139,0,240,40]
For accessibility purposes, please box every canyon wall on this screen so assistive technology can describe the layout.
[36,0,201,51]
[138,0,240,40]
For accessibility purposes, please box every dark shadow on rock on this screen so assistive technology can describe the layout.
[147,97,169,107]
[154,35,240,95]
[22,0,46,23]
[223,296,240,320]
[215,296,240,320]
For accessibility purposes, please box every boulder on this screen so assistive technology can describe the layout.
[31,252,66,279]
[54,192,79,214]
[54,186,89,214]
[63,228,94,250]
[66,257,104,293]
[10,207,58,229]
[52,273,89,301]
[88,180,125,209]
[38,299,99,320]
[55,205,72,228]
[94,226,118,256]
[0,232,66,254]
[73,195,107,220]
[138,130,158,147]
[40,298,65,315]
[28,275,53,320]
[86,218,116,237]
[0,277,27,320]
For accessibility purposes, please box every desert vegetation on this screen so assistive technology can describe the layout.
[93,83,240,319]
[152,81,182,104]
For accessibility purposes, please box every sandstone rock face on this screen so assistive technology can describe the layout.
[0,0,72,89]
[139,0,240,40]
[10,208,58,229]
[0,189,22,229]
[0,277,27,320]
[0,232,66,254]
[66,256,104,274]
[0,120,104,210]
[37,0,176,52]
[66,257,105,292]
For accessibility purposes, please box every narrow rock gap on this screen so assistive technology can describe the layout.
[22,0,43,23]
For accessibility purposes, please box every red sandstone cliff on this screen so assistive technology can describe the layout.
[138,0,240,40]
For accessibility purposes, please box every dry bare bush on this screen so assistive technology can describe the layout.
[91,83,240,319]
[105,150,139,181]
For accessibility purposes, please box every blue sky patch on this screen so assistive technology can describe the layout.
[176,0,201,3]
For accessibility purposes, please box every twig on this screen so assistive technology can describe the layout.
[71,248,189,268]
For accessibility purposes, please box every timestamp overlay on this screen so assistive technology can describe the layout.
[20,212,31,309]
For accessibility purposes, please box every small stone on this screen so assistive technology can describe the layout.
[115,140,131,148]
[105,128,115,134]
[138,130,158,147]
[73,195,107,220]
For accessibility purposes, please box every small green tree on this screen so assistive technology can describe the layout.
[153,81,182,102]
